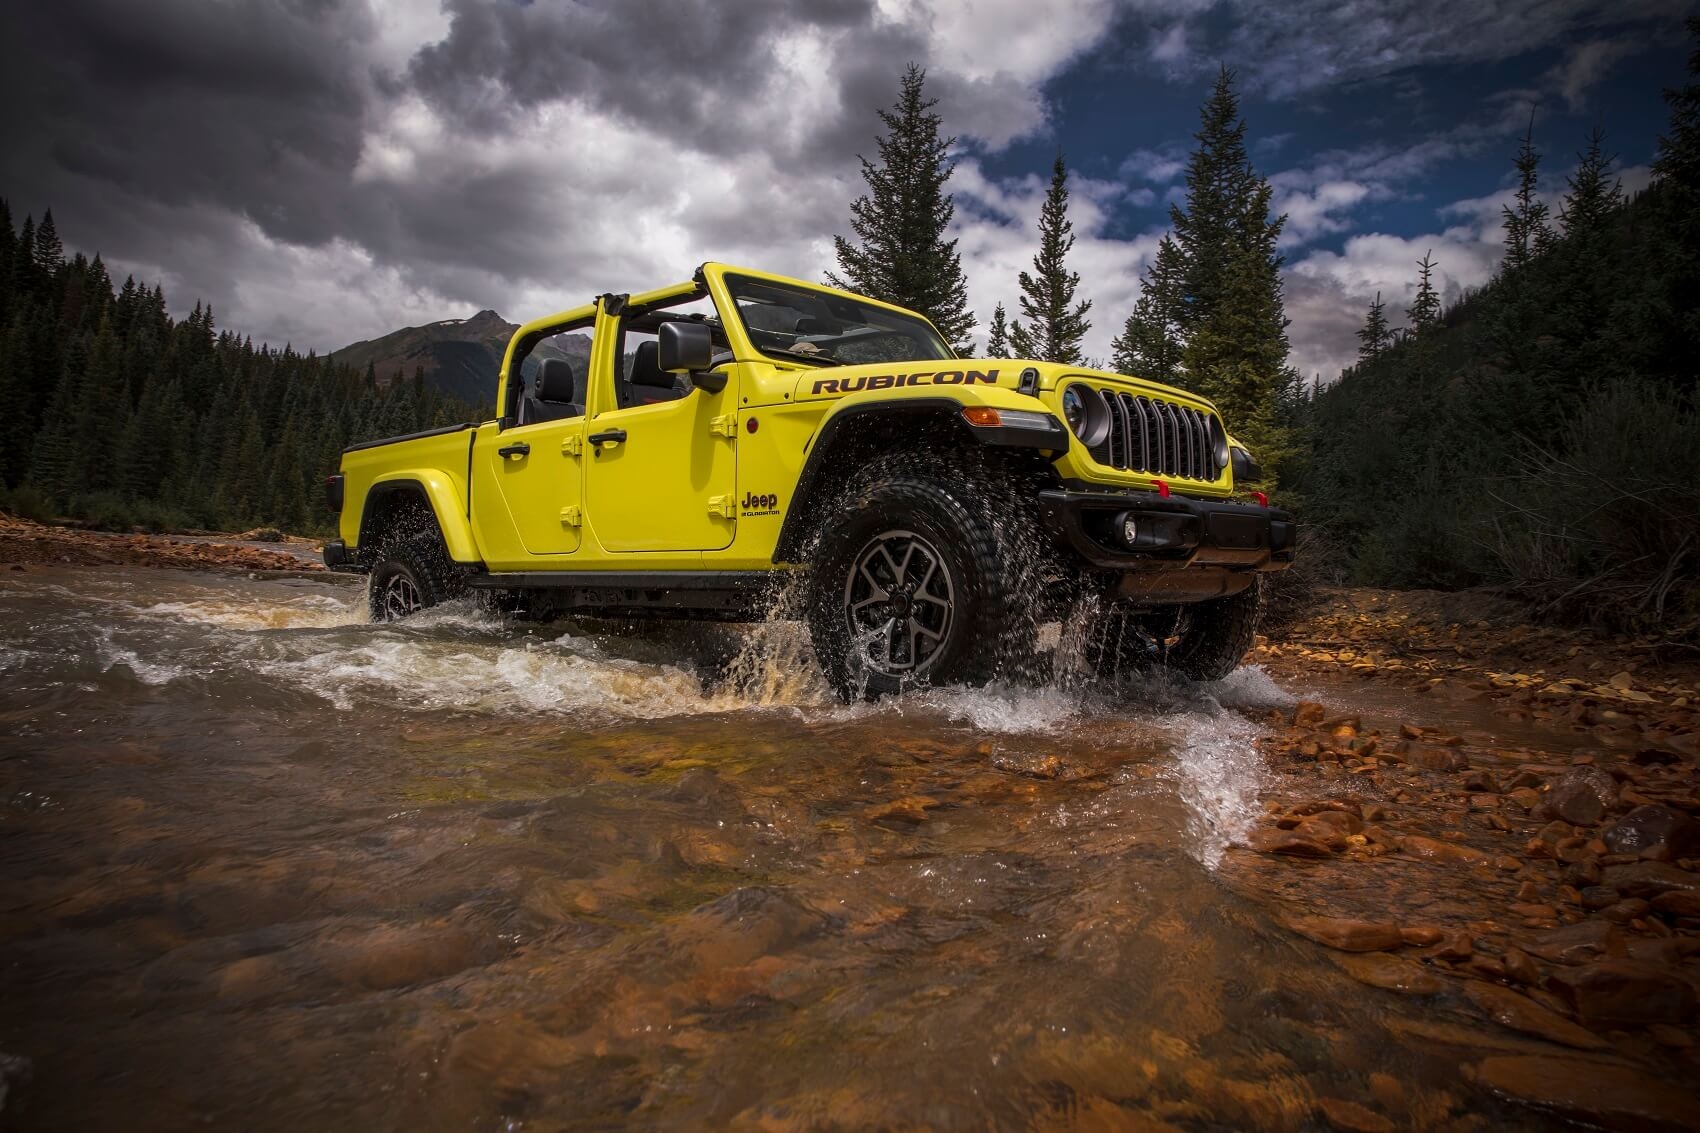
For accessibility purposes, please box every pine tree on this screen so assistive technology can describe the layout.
[829,64,975,347]
[1501,119,1554,275]
[985,302,1010,356]
[33,211,64,282]
[1559,128,1624,239]
[1655,18,1700,202]
[1008,154,1092,364]
[1114,68,1291,474]
[1407,252,1441,333]
[1356,292,1392,362]
[1111,236,1185,381]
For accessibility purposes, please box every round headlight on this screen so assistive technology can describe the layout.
[1061,386,1086,431]
[1060,384,1110,448]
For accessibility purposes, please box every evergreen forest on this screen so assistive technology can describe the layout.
[0,212,475,535]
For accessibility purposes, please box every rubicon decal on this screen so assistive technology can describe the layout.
[810,369,1000,395]
[741,490,781,516]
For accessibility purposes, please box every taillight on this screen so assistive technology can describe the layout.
[325,474,344,513]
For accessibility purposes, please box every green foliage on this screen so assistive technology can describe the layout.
[984,301,1010,357]
[1290,31,1700,632]
[0,203,477,535]
[1355,293,1391,363]
[1009,154,1092,364]
[1112,68,1291,482]
[829,64,976,349]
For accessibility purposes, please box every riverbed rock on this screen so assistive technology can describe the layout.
[1408,746,1468,772]
[1544,959,1697,1024]
[1463,982,1610,1050]
[1651,889,1700,917]
[1522,920,1621,965]
[1601,860,1700,899]
[1248,828,1337,858]
[1286,915,1404,952]
[1475,1055,1700,1132]
[1602,804,1700,861]
[1535,769,1617,826]
[1397,835,1487,864]
[1332,945,1441,993]
[1316,1097,1394,1133]
[1293,701,1328,728]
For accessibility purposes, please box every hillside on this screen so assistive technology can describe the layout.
[329,310,589,411]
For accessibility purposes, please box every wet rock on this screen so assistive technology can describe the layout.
[1408,746,1469,772]
[1602,804,1700,862]
[1293,701,1328,728]
[1333,953,1446,995]
[1600,861,1700,899]
[1286,915,1404,952]
[1502,948,1542,987]
[1545,959,1698,1024]
[1578,886,1619,911]
[1463,982,1610,1050]
[324,923,486,991]
[1398,835,1488,865]
[1316,1097,1394,1133]
[1247,828,1336,858]
[1475,1055,1700,1132]
[1462,770,1500,794]
[863,795,940,824]
[677,886,833,968]
[1301,809,1365,836]
[1651,889,1700,917]
[1399,926,1443,947]
[1535,769,1617,826]
[1523,920,1621,965]
[1600,898,1650,924]
[1561,859,1602,887]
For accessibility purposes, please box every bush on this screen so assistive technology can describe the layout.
[1488,378,1700,635]
[0,484,57,523]
[67,492,138,532]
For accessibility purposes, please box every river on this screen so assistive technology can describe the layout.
[0,565,1669,1130]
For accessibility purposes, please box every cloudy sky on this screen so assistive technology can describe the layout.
[1,0,1692,379]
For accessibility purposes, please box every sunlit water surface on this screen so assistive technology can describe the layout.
[0,567,1555,1130]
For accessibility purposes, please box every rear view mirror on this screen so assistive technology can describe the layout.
[658,321,713,373]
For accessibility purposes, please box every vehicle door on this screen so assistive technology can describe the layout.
[582,315,737,553]
[475,313,600,559]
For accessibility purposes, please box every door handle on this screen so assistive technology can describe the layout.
[498,442,530,459]
[587,428,627,449]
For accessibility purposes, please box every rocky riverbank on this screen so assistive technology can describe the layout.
[1228,590,1700,1130]
[0,513,324,573]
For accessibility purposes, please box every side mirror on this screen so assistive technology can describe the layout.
[658,321,713,373]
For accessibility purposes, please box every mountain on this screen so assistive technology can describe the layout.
[329,309,590,411]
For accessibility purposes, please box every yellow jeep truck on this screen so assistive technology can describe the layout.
[324,264,1293,698]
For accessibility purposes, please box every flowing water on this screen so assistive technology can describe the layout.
[0,566,1564,1130]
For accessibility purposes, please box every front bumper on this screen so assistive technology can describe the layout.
[1037,489,1295,571]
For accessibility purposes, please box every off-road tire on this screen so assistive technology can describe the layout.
[1081,605,1174,681]
[367,534,461,622]
[806,462,1042,700]
[1163,580,1262,681]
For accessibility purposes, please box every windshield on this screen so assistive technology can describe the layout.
[724,275,954,366]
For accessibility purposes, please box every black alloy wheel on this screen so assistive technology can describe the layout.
[842,528,957,679]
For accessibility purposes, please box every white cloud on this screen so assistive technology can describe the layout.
[1547,37,1640,111]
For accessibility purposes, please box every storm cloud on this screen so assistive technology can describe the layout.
[0,0,1684,370]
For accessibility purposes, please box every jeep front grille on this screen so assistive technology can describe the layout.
[1083,386,1224,481]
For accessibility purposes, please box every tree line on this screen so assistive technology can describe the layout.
[0,213,474,534]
